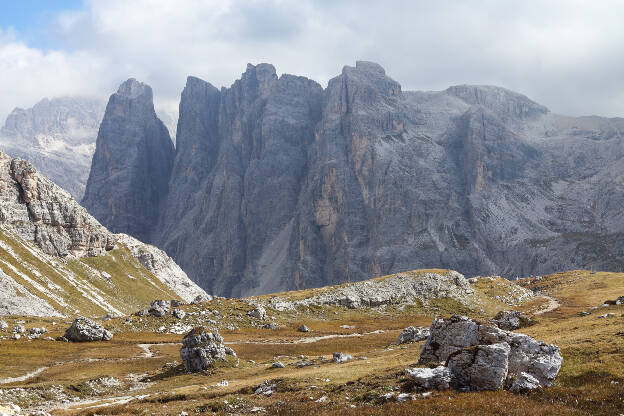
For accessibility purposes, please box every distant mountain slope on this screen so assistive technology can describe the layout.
[0,151,207,317]
[83,61,624,297]
[0,97,105,200]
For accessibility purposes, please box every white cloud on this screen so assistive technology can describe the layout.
[1,0,624,124]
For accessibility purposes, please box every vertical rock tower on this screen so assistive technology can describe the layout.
[82,79,174,243]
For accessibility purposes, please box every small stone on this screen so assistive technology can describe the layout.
[263,322,278,330]
[248,305,267,320]
[490,310,533,330]
[297,325,311,333]
[397,393,410,402]
[171,299,185,308]
[271,361,285,368]
[13,324,25,334]
[254,380,276,396]
[398,326,430,344]
[149,300,171,317]
[598,313,615,319]
[172,309,186,319]
[192,294,213,304]
[332,352,353,364]
[0,320,8,330]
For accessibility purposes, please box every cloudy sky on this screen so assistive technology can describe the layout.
[1,0,623,124]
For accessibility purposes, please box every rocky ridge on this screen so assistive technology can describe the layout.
[260,270,531,312]
[83,61,624,296]
[0,152,208,316]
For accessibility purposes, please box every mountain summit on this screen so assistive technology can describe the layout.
[83,62,624,296]
[82,78,175,243]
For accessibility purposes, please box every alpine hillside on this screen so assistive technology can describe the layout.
[0,151,207,317]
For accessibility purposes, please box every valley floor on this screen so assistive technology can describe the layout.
[0,270,623,415]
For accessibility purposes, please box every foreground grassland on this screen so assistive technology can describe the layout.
[0,270,623,415]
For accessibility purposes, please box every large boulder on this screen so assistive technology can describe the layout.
[405,366,452,391]
[447,343,511,391]
[180,327,230,372]
[490,310,533,330]
[149,300,171,317]
[247,305,267,320]
[419,315,562,391]
[64,317,113,342]
[398,326,430,344]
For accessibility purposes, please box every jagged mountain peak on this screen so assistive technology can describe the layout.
[82,78,174,243]
[116,78,152,100]
[82,62,624,297]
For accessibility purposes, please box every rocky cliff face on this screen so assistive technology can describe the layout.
[84,61,624,296]
[0,151,207,316]
[0,97,104,200]
[0,151,114,257]
[82,79,174,243]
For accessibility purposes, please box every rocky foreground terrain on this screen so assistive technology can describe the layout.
[0,151,207,316]
[83,61,624,297]
[0,268,622,415]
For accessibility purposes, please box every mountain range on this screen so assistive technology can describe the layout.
[5,61,624,297]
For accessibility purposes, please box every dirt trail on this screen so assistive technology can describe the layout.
[225,330,385,345]
[534,295,560,315]
[135,343,178,358]
[0,366,48,384]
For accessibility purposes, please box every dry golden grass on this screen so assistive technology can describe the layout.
[2,270,623,415]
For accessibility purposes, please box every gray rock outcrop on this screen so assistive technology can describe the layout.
[247,305,267,320]
[447,342,512,391]
[490,310,533,330]
[419,315,562,391]
[82,78,174,243]
[0,151,115,257]
[265,270,478,311]
[179,327,229,372]
[332,352,353,364]
[398,326,430,344]
[405,366,452,391]
[148,300,170,317]
[64,317,113,342]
